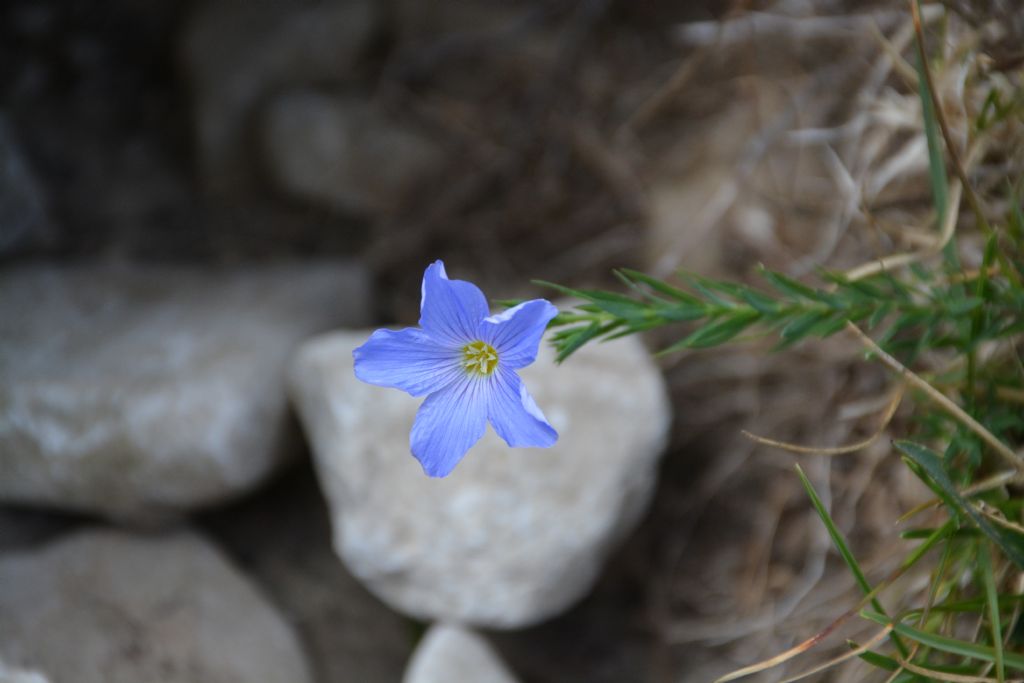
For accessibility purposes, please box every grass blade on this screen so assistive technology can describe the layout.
[894,441,1024,570]
[795,465,909,657]
[616,268,702,305]
[861,612,1024,671]
[978,542,1005,682]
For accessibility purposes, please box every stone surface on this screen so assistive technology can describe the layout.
[0,261,370,521]
[403,624,518,683]
[289,329,671,628]
[261,91,442,216]
[201,465,413,683]
[0,114,55,256]
[0,660,49,683]
[0,529,313,683]
[180,0,376,193]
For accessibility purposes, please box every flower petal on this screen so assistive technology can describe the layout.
[479,299,558,369]
[488,367,558,448]
[410,377,489,477]
[419,260,490,345]
[353,327,462,397]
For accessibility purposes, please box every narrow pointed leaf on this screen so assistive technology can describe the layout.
[861,611,1024,671]
[894,440,1024,570]
[796,465,908,656]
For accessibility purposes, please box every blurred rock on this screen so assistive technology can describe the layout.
[0,115,55,256]
[288,330,670,628]
[403,624,518,683]
[261,91,442,216]
[202,466,413,683]
[0,529,313,683]
[0,660,49,683]
[180,0,376,193]
[0,261,370,522]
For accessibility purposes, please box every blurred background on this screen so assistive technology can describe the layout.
[2,0,1020,681]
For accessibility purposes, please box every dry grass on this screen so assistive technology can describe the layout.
[623,2,1024,680]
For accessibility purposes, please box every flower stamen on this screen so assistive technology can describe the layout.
[462,340,499,376]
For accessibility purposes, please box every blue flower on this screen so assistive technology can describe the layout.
[353,260,559,477]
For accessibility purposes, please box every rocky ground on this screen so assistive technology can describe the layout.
[0,0,971,680]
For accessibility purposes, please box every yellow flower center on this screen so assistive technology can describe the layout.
[462,340,499,376]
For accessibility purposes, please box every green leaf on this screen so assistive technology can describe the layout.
[976,88,1002,130]
[548,287,651,320]
[656,304,707,323]
[687,274,749,299]
[978,542,1005,682]
[810,313,852,338]
[683,275,738,309]
[739,289,781,315]
[761,269,825,302]
[861,611,1024,671]
[676,311,760,349]
[554,321,620,362]
[920,594,1024,615]
[850,645,898,672]
[943,297,984,315]
[795,465,909,657]
[614,270,682,309]
[868,302,894,329]
[900,518,956,571]
[900,527,979,541]
[820,270,883,298]
[617,269,701,306]
[894,440,1024,570]
[779,309,833,342]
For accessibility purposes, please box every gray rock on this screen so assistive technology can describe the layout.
[403,624,518,683]
[0,660,50,683]
[0,529,313,683]
[289,330,670,628]
[0,115,55,256]
[180,0,376,193]
[261,91,442,216]
[0,261,370,521]
[203,467,413,683]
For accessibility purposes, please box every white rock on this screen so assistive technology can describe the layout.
[180,0,376,193]
[261,91,442,216]
[289,330,670,628]
[0,660,49,683]
[0,529,313,683]
[0,261,370,521]
[403,624,518,683]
